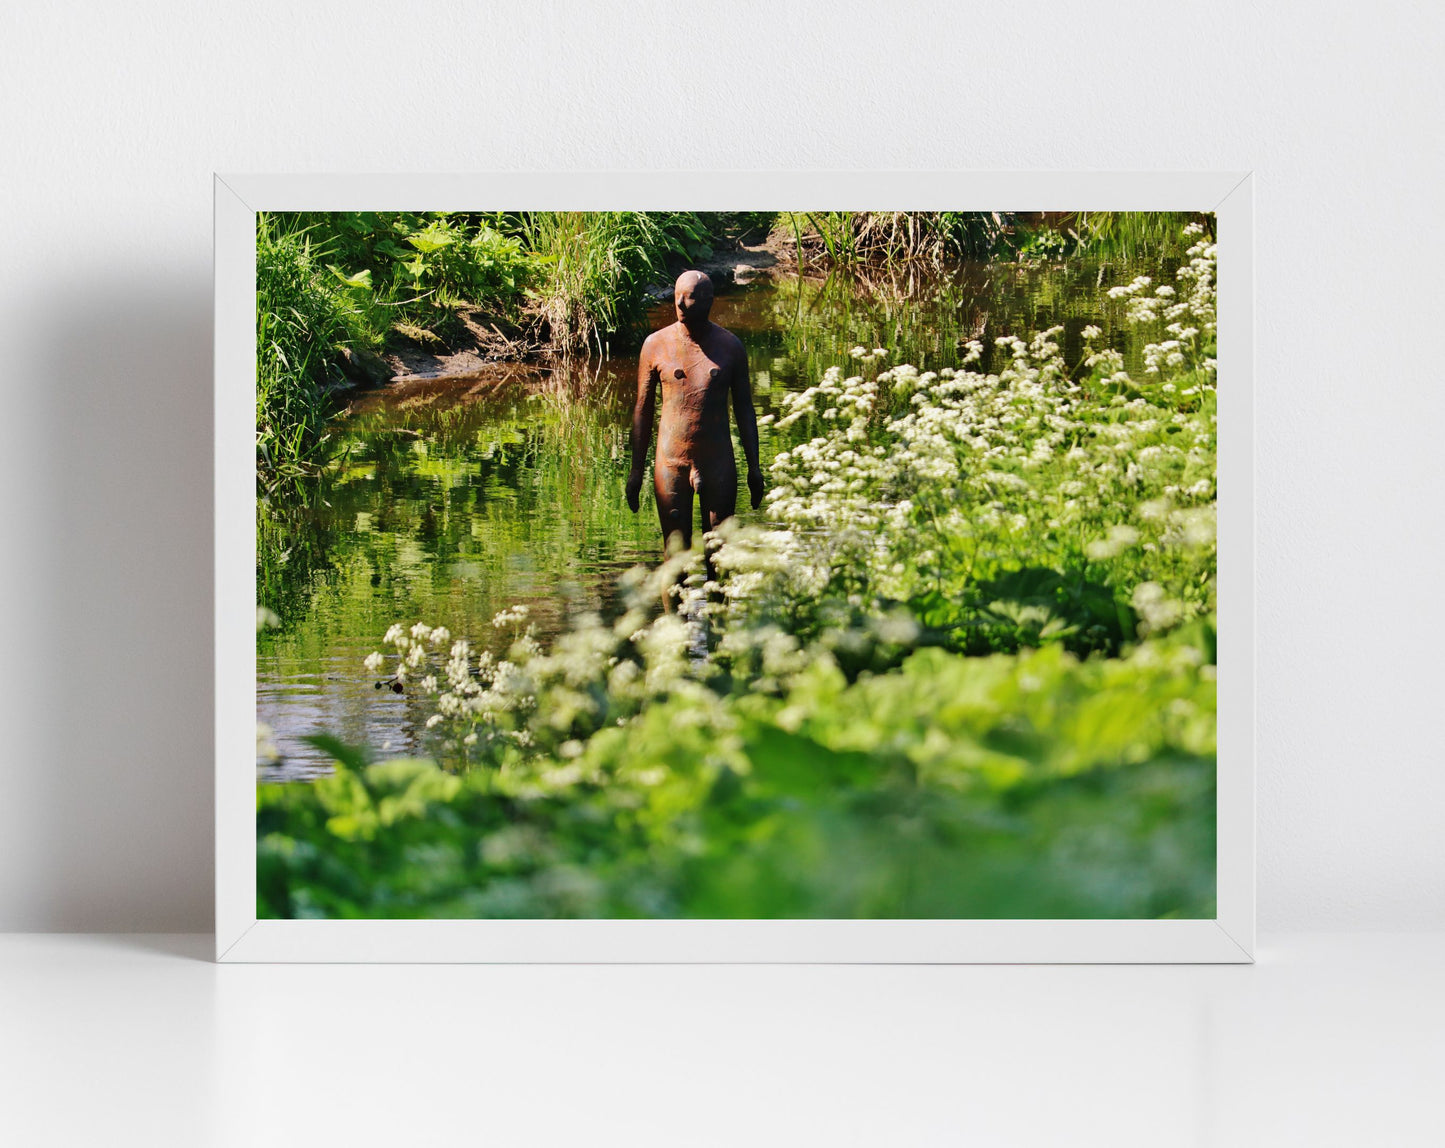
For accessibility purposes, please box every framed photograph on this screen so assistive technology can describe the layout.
[217,172,1253,962]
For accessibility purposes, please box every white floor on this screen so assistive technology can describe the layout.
[1,932,1440,1147]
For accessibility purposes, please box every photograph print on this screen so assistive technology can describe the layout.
[254,207,1220,921]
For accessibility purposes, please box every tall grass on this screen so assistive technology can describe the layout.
[255,217,361,481]
[781,211,1013,270]
[520,211,712,355]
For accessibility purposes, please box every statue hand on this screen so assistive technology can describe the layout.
[625,471,643,513]
[748,466,765,510]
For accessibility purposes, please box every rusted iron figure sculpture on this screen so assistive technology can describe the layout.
[626,271,763,552]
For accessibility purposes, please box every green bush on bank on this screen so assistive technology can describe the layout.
[289,210,535,339]
[521,210,720,355]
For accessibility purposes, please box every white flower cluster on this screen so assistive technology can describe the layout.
[1106,231,1218,377]
[708,222,1219,643]
[492,605,530,629]
[849,345,889,365]
[256,721,280,766]
[359,552,744,772]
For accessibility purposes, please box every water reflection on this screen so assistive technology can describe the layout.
[258,258,1167,779]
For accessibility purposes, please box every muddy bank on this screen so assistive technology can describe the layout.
[642,238,786,300]
[342,362,545,416]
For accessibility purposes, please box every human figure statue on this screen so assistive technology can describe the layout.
[625,270,763,554]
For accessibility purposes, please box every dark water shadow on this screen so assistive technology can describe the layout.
[27,269,214,930]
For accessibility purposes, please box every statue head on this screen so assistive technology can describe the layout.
[674,270,714,327]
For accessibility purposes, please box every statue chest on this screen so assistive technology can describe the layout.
[661,356,727,409]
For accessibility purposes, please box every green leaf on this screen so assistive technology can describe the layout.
[303,734,371,772]
[744,725,889,798]
[408,231,454,254]
[327,265,373,291]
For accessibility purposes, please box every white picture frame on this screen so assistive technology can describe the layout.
[217,171,1254,963]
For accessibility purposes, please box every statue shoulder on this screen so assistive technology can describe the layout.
[716,326,746,358]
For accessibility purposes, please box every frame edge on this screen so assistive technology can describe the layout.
[216,172,1255,963]
[214,174,258,961]
[1213,172,1256,960]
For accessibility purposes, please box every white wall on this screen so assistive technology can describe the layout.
[2,0,1440,932]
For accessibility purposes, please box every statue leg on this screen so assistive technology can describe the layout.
[653,463,694,554]
[697,463,738,534]
[695,463,737,587]
[653,464,695,613]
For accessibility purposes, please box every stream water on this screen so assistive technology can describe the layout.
[258,257,1169,780]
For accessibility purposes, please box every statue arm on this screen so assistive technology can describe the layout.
[731,342,765,509]
[626,342,657,511]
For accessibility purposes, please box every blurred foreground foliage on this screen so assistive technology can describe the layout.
[259,639,1214,919]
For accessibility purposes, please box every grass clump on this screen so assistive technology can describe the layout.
[780,211,1014,269]
[520,210,716,355]
[255,217,365,481]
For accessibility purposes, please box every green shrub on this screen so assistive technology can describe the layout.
[286,210,535,342]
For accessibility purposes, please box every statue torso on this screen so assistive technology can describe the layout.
[649,322,741,469]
